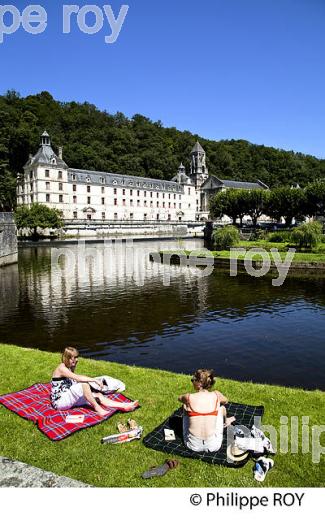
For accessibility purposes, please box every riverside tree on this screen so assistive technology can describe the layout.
[15,203,63,239]
[265,186,306,226]
[209,189,249,225]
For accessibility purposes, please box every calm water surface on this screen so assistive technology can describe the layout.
[0,239,325,390]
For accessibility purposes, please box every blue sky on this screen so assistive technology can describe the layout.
[1,0,325,158]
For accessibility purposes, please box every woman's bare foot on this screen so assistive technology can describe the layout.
[95,405,110,417]
[224,416,236,428]
[114,400,139,412]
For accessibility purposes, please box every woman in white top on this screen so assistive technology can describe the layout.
[51,346,138,417]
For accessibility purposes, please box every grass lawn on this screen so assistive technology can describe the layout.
[0,344,324,487]
[164,241,325,264]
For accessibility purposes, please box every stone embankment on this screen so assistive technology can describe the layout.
[0,213,18,267]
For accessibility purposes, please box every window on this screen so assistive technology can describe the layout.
[130,199,133,206]
[174,194,176,200]
[73,211,77,219]
[168,202,171,208]
[114,199,117,206]
[144,213,147,221]
[73,184,77,192]
[157,192,159,198]
[101,187,105,194]
[58,171,62,179]
[72,174,76,181]
[150,201,153,208]
[114,213,118,220]
[179,195,181,200]
[130,213,134,220]
[114,188,117,195]
[73,196,77,204]
[102,212,106,220]
[130,189,133,196]
[45,170,50,178]
[102,198,105,205]
[179,216,182,222]
[156,201,159,208]
[122,189,125,195]
[30,195,34,203]
[87,196,91,204]
[144,200,147,207]
[122,199,126,206]
[46,182,50,190]
[87,186,91,193]
[144,191,147,197]
[87,214,92,220]
[163,193,165,199]
[150,192,153,198]
[59,195,63,203]
[137,190,140,197]
[163,202,165,208]
[156,214,159,220]
[167,214,171,221]
[188,188,191,195]
[30,172,33,180]
[174,203,176,209]
[46,194,50,202]
[30,183,33,192]
[100,177,104,184]
[169,194,171,199]
[188,203,190,208]
[59,183,63,191]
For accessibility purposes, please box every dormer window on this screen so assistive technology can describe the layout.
[86,177,90,183]
[72,174,76,181]
[51,158,56,165]
[100,177,104,184]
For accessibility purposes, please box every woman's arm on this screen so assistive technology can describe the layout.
[178,393,189,404]
[57,364,101,385]
[215,390,228,404]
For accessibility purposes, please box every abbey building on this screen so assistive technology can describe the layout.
[17,132,268,222]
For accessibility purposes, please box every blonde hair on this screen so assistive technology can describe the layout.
[62,346,79,367]
[191,369,216,390]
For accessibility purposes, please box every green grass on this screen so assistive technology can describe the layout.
[162,241,325,264]
[0,344,324,487]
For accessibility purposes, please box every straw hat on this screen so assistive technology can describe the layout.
[226,442,249,462]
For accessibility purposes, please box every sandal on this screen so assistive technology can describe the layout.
[142,459,179,479]
[128,419,138,430]
[117,423,128,433]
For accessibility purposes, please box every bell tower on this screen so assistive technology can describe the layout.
[190,141,208,188]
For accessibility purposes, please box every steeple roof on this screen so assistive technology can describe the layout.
[24,131,68,169]
[191,141,205,153]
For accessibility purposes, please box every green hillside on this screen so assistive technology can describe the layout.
[1,89,325,210]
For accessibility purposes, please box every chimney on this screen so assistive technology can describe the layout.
[58,146,63,160]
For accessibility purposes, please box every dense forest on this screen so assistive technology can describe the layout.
[1,90,325,210]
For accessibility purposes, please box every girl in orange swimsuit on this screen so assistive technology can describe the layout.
[178,369,235,452]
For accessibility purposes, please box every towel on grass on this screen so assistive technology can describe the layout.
[0,383,133,441]
[143,402,264,468]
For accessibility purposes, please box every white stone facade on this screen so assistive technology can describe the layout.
[17,132,197,222]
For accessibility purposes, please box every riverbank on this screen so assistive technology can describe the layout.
[153,241,325,274]
[0,345,324,487]
[17,234,203,247]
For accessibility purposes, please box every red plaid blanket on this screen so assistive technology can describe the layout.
[0,383,135,441]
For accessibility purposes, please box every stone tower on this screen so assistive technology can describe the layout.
[190,141,209,188]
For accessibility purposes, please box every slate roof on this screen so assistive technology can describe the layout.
[201,175,268,191]
[191,141,205,153]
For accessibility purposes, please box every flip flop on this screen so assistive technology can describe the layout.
[127,419,138,429]
[142,459,179,479]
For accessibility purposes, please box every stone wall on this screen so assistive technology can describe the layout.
[0,213,18,267]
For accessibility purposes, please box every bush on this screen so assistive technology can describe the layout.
[213,225,240,250]
[267,231,292,243]
[291,221,323,249]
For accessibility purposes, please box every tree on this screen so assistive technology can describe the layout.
[209,189,249,225]
[15,203,63,239]
[291,221,323,249]
[304,181,325,218]
[212,225,240,250]
[244,189,269,227]
[265,187,306,226]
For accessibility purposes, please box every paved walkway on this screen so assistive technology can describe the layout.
[0,457,90,487]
